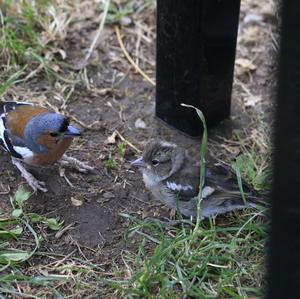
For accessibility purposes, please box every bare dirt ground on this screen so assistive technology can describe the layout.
[0,0,277,297]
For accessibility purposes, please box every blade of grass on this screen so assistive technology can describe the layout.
[0,67,26,96]
[181,103,208,231]
[232,163,247,205]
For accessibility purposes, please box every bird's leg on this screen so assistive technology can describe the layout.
[11,158,48,193]
[59,155,94,173]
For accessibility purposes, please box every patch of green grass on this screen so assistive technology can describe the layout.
[109,213,267,298]
[0,0,68,95]
[117,142,126,159]
[105,155,117,169]
[104,1,135,24]
[233,153,271,191]
[0,187,66,296]
[0,188,62,265]
[105,143,128,170]
[0,1,48,63]
[0,66,26,96]
[231,120,272,191]
[0,188,105,296]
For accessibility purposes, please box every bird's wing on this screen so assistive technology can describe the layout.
[164,165,200,201]
[205,163,248,193]
[0,101,30,115]
[206,163,256,196]
[0,101,33,159]
[165,162,266,205]
[202,162,268,208]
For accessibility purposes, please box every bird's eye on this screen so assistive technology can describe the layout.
[152,159,159,166]
[49,132,59,137]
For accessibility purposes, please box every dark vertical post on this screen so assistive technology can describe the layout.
[268,2,300,299]
[156,0,241,137]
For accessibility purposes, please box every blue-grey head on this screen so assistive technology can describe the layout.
[23,112,81,153]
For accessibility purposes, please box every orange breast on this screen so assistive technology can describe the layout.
[6,105,49,138]
[25,138,73,166]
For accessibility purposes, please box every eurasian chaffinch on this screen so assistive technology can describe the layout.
[0,101,93,192]
[131,140,266,219]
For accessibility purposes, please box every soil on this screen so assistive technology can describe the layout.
[0,0,277,296]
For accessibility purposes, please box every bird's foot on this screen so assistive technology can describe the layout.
[60,155,94,173]
[12,158,48,193]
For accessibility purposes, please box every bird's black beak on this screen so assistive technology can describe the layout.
[64,125,81,137]
[130,156,146,168]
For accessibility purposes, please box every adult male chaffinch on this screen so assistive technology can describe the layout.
[0,101,93,192]
[131,140,266,219]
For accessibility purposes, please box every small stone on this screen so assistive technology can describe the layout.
[104,130,118,144]
[120,16,133,26]
[71,197,83,206]
[244,95,262,107]
[103,192,115,199]
[135,118,146,129]
[244,13,263,25]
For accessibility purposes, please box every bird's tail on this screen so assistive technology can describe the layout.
[199,163,269,218]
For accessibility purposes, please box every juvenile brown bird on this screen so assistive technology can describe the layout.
[0,101,93,192]
[131,140,266,219]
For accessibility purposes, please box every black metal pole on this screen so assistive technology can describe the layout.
[268,2,300,299]
[156,0,241,137]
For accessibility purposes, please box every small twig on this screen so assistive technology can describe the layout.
[0,9,4,26]
[98,231,106,242]
[59,167,74,188]
[69,114,100,130]
[0,183,10,194]
[45,101,59,113]
[235,78,254,97]
[55,222,76,239]
[52,249,76,267]
[135,27,142,66]
[23,64,43,82]
[73,239,88,261]
[114,25,156,86]
[84,0,110,62]
[207,263,230,269]
[115,130,141,153]
[60,85,75,110]
[131,195,151,205]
